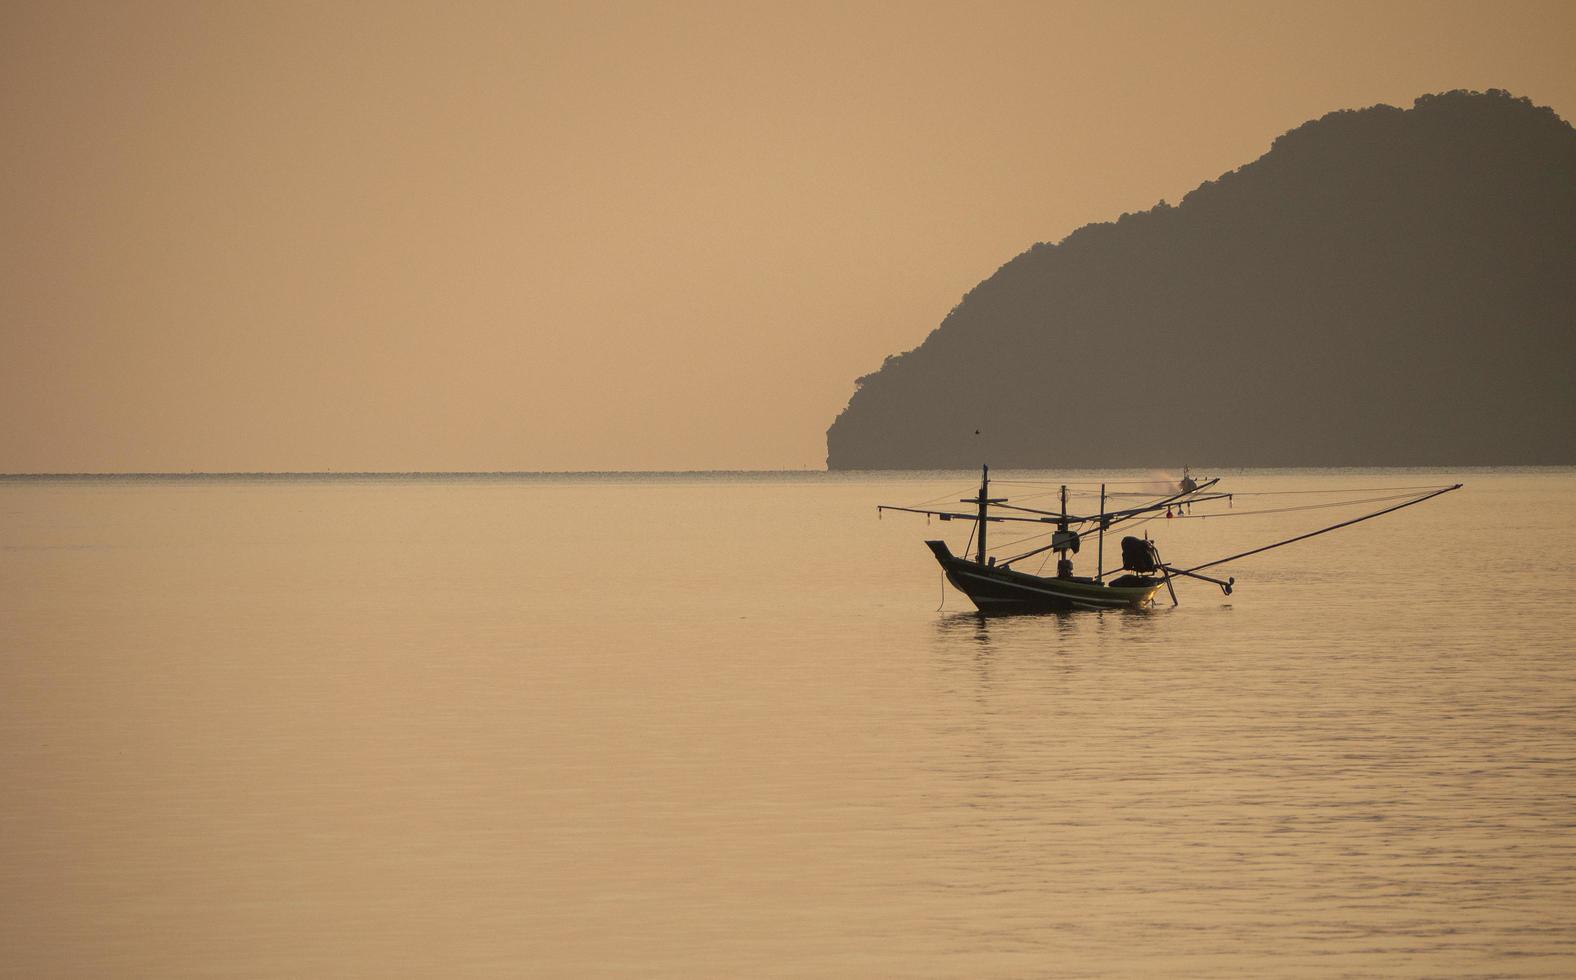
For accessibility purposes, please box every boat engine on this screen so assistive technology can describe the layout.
[1120,535,1161,573]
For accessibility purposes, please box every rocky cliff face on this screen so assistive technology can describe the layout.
[825,91,1576,469]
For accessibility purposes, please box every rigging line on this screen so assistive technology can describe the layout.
[1178,484,1463,575]
[982,527,1057,553]
[1011,487,1169,502]
[991,497,1215,562]
[1001,539,1069,566]
[983,514,1128,561]
[1001,488,1077,503]
[908,485,979,507]
[1158,491,1428,519]
[1224,484,1456,496]
[993,483,1170,494]
[990,478,1186,486]
[988,487,1229,525]
[1093,480,1225,530]
[1117,513,1163,538]
[1058,484,1454,505]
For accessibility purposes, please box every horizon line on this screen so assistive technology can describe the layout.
[0,468,831,479]
[3,464,1573,480]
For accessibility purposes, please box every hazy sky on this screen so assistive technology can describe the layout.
[3,1,1573,472]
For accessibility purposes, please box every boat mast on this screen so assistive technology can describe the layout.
[1058,484,1071,577]
[1097,483,1105,580]
[976,465,990,563]
[961,464,1005,565]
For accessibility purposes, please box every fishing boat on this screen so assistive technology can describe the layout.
[879,466,1460,613]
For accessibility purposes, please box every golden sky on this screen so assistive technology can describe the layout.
[3,0,1573,472]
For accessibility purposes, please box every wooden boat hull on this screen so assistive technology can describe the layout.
[926,541,1164,612]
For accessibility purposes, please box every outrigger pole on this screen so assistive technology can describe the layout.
[1154,552,1232,604]
[1175,482,1463,576]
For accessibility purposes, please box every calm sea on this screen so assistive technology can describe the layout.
[2,469,1573,978]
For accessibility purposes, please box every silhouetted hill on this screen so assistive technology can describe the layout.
[826,90,1576,468]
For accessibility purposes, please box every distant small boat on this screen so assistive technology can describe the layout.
[880,465,1460,613]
